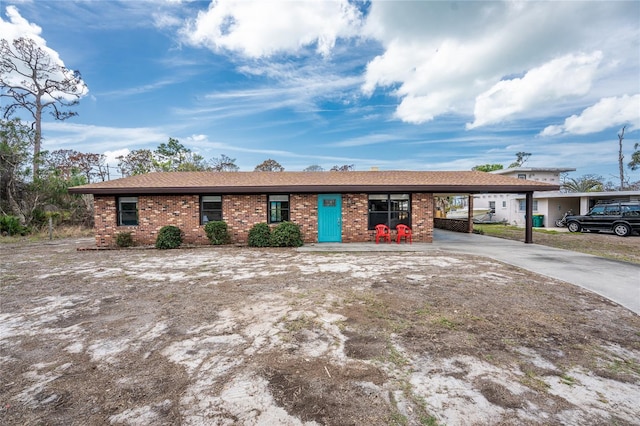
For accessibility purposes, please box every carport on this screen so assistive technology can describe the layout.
[434,192,541,243]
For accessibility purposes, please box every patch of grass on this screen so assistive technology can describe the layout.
[559,373,577,386]
[0,274,20,286]
[388,412,408,426]
[414,304,432,316]
[0,225,93,244]
[474,224,640,264]
[520,370,550,392]
[420,415,442,426]
[387,344,410,367]
[607,358,640,375]
[282,314,320,333]
[434,316,457,330]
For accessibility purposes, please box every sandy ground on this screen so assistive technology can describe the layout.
[1,239,639,425]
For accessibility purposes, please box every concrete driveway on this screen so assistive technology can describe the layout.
[299,229,640,315]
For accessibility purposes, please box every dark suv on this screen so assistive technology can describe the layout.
[566,202,640,237]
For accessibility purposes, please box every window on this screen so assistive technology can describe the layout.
[502,201,506,208]
[604,205,620,216]
[368,194,410,230]
[623,205,640,217]
[517,174,526,180]
[268,195,289,223]
[518,200,538,211]
[489,201,496,213]
[118,197,138,226]
[201,195,222,224]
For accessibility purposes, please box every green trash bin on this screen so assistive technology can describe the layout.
[532,214,544,227]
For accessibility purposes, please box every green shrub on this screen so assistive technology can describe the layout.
[248,223,272,247]
[155,225,182,249]
[270,221,303,247]
[0,215,27,236]
[204,221,231,245]
[116,231,134,248]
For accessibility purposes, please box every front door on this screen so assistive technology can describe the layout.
[318,194,342,242]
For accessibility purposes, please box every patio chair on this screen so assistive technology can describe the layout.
[374,224,391,244]
[396,224,412,244]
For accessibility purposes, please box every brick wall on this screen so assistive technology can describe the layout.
[93,192,435,247]
[411,193,434,243]
[434,218,471,233]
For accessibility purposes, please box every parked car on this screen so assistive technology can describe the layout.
[566,202,640,237]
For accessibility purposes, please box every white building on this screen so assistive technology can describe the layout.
[473,167,640,227]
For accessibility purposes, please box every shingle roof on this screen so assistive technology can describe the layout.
[68,170,560,195]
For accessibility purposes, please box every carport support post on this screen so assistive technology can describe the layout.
[525,192,533,244]
[467,194,474,233]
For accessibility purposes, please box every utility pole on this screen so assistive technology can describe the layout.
[618,126,626,190]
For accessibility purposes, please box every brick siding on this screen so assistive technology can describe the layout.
[93,192,435,247]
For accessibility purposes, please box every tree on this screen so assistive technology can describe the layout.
[41,149,107,183]
[0,37,87,176]
[561,174,604,193]
[0,118,33,220]
[629,142,640,171]
[71,151,108,182]
[330,164,355,171]
[116,149,155,177]
[472,164,504,172]
[210,154,239,172]
[154,138,209,172]
[618,126,626,190]
[303,165,324,172]
[508,152,531,168]
[254,159,284,172]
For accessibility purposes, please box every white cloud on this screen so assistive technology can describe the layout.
[360,1,639,126]
[468,52,603,129]
[1,6,88,100]
[103,148,130,167]
[330,133,402,148]
[42,122,169,152]
[180,0,362,57]
[540,94,640,136]
[0,5,42,41]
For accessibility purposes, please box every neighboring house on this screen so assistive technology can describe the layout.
[472,167,575,227]
[68,171,559,247]
[473,167,640,227]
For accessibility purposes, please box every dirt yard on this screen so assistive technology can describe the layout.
[1,238,639,425]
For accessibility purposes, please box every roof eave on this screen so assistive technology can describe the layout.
[68,183,561,195]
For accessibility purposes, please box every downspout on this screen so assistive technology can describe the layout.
[525,192,533,243]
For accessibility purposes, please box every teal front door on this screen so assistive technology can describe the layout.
[318,194,342,242]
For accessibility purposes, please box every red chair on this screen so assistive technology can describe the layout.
[374,224,391,244]
[396,224,412,244]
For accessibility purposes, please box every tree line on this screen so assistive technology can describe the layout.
[0,117,356,230]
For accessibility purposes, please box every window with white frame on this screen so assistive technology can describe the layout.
[268,195,290,223]
[201,195,222,224]
[518,200,538,211]
[117,196,138,226]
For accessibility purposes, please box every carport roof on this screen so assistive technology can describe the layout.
[68,170,560,195]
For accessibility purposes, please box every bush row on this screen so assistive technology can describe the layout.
[114,220,303,249]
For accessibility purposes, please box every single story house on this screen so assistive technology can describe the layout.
[67,170,560,247]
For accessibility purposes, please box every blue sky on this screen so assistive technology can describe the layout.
[2,1,639,181]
